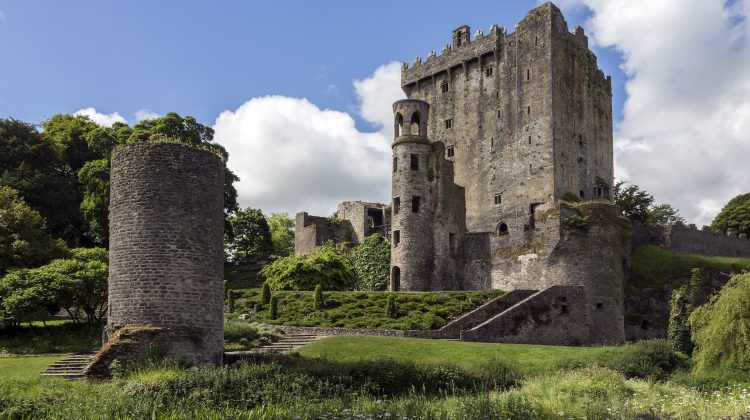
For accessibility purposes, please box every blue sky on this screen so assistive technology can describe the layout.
[0,0,624,128]
[1,0,748,226]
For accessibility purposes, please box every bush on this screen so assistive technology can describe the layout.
[604,339,687,380]
[224,320,280,350]
[227,289,235,313]
[385,294,397,318]
[562,192,582,203]
[260,281,271,305]
[563,214,589,230]
[313,285,324,310]
[690,272,750,373]
[260,242,355,291]
[351,233,391,291]
[269,296,278,320]
[667,287,693,355]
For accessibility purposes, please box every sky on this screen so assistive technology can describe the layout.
[0,0,748,226]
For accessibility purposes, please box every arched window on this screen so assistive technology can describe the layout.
[497,222,509,236]
[410,112,421,135]
[395,113,404,137]
[392,266,401,291]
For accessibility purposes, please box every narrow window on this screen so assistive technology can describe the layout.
[490,138,494,147]
[579,190,585,199]
[527,106,531,115]
[445,119,453,129]
[596,302,604,309]
[496,109,502,119]
[410,154,419,171]
[526,69,531,81]
[494,194,502,205]
[535,36,539,46]
[393,197,400,215]
[393,230,401,246]
[597,187,602,197]
[392,266,401,291]
[485,66,494,77]
[529,163,532,173]
[561,305,569,315]
[528,136,532,144]
[411,196,421,213]
[441,81,449,93]
[446,146,455,158]
[393,156,398,173]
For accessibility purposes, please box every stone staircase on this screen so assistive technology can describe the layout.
[252,334,322,354]
[42,353,94,380]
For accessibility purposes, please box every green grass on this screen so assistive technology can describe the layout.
[631,245,750,289]
[0,323,102,355]
[230,290,503,330]
[0,354,65,380]
[300,336,619,375]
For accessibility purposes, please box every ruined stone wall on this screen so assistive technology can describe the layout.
[107,142,224,365]
[293,212,354,256]
[337,201,390,244]
[666,223,750,257]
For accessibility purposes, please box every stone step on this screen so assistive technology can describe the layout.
[42,353,94,380]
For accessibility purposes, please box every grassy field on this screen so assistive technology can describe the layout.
[631,245,750,287]
[0,354,64,380]
[231,290,503,330]
[0,323,102,355]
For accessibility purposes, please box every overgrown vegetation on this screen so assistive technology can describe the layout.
[711,192,750,235]
[630,245,750,288]
[260,242,355,291]
[223,320,282,351]
[229,290,502,330]
[351,233,391,291]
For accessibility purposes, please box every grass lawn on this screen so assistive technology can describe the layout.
[631,245,750,288]
[299,335,619,375]
[230,290,504,330]
[0,354,65,380]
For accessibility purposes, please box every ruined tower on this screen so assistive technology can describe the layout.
[104,142,225,366]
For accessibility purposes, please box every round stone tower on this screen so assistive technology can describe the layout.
[107,141,225,365]
[390,99,434,291]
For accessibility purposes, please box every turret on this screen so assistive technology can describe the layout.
[390,99,434,291]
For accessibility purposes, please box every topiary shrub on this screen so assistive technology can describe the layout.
[690,272,750,373]
[269,296,278,320]
[261,281,271,305]
[351,233,391,291]
[227,289,236,313]
[385,294,397,318]
[313,284,324,310]
[260,242,355,291]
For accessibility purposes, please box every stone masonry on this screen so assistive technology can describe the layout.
[103,141,225,367]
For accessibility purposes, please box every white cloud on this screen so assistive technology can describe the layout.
[213,62,405,216]
[134,109,160,122]
[561,0,750,226]
[74,107,127,127]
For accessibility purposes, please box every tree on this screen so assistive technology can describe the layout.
[313,284,324,310]
[267,213,295,257]
[261,281,272,305]
[711,193,750,235]
[227,208,273,263]
[647,204,685,228]
[613,181,654,223]
[0,187,68,276]
[351,233,391,291]
[77,158,110,245]
[0,118,80,244]
[690,273,750,372]
[260,243,355,291]
[0,268,58,327]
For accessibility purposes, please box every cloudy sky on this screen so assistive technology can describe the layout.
[0,1,748,225]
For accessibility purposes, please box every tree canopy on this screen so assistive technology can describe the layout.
[260,242,355,291]
[267,213,295,257]
[613,181,685,228]
[227,208,274,263]
[711,193,750,235]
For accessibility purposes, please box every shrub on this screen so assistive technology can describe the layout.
[563,214,589,230]
[269,296,278,320]
[260,242,355,291]
[604,339,687,380]
[227,289,235,313]
[261,281,271,305]
[667,287,693,355]
[690,272,750,373]
[562,192,582,203]
[313,285,324,310]
[351,233,391,291]
[385,294,397,318]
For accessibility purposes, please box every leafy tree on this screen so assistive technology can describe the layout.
[227,208,273,263]
[0,118,80,243]
[613,181,654,223]
[0,268,58,327]
[352,233,391,291]
[42,114,102,172]
[646,203,685,228]
[690,272,750,372]
[77,158,110,245]
[0,187,68,276]
[42,247,108,324]
[711,193,750,235]
[260,243,355,291]
[267,213,295,257]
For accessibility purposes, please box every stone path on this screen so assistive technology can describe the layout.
[41,353,94,380]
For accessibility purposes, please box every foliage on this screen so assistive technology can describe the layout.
[313,285,324,310]
[667,287,693,355]
[385,294,397,318]
[267,212,295,257]
[260,243,355,291]
[226,208,274,263]
[351,233,391,291]
[223,320,281,350]
[563,214,588,230]
[261,281,271,305]
[0,322,101,354]
[690,272,750,373]
[77,158,110,245]
[227,289,236,312]
[0,187,68,276]
[224,261,265,290]
[711,192,750,235]
[614,181,685,227]
[0,269,58,327]
[231,290,502,330]
[223,280,228,299]
[561,192,581,203]
[602,339,688,381]
[269,296,278,320]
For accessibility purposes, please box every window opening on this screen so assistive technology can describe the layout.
[445,119,453,129]
[410,154,419,171]
[446,146,455,158]
[497,222,509,235]
[393,230,401,246]
[393,197,400,215]
[485,66,494,77]
[393,157,398,173]
[441,81,449,93]
[411,196,421,213]
[494,194,502,205]
[392,266,401,291]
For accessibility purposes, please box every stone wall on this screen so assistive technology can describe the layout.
[461,285,590,345]
[106,142,224,366]
[666,223,750,257]
[293,212,354,255]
